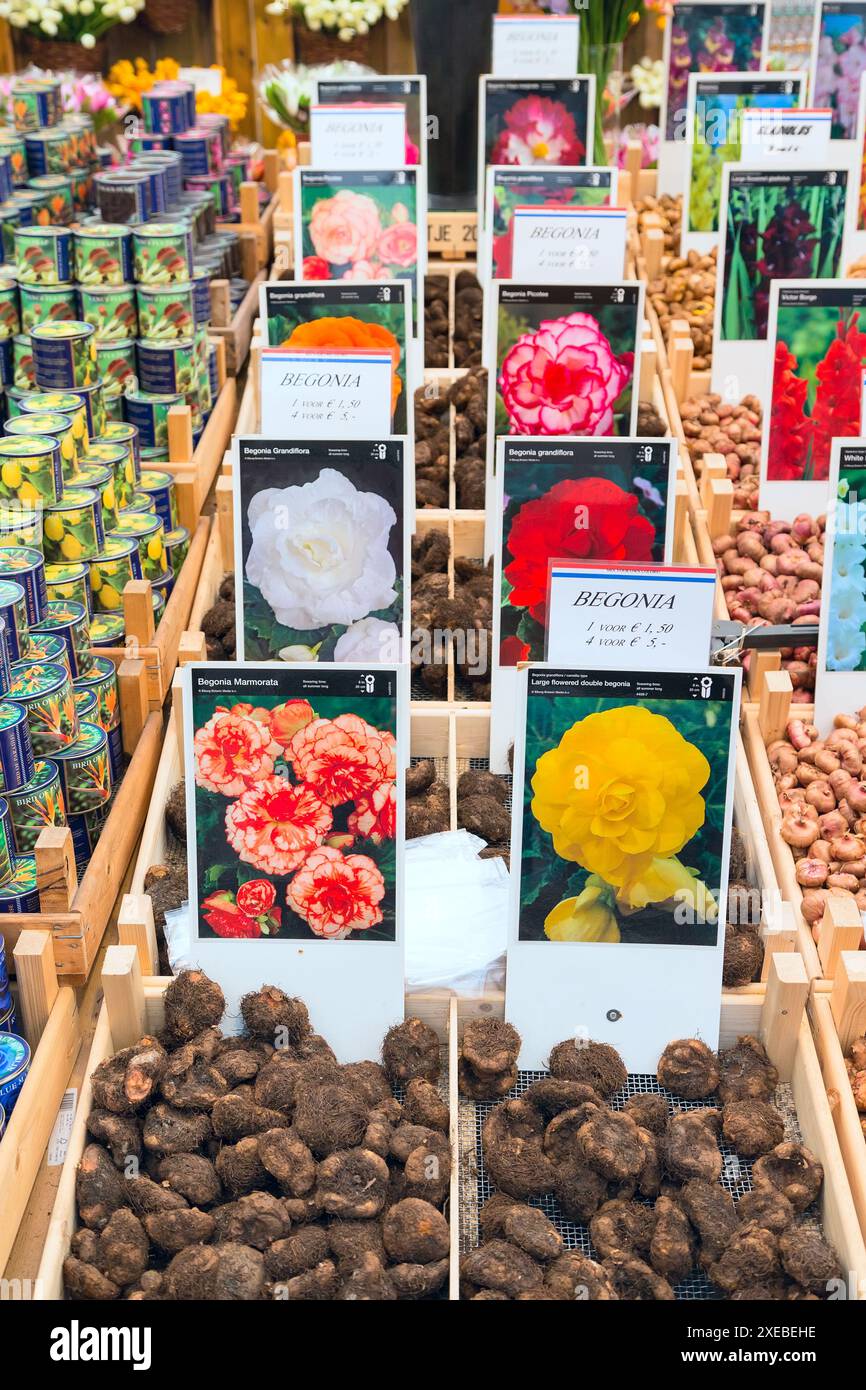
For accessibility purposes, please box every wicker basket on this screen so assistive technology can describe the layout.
[15,32,107,73]
[144,0,195,34]
[291,19,374,65]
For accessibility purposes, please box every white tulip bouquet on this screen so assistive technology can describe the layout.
[0,0,145,48]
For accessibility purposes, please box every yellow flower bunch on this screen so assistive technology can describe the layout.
[196,68,248,132]
[107,57,181,113]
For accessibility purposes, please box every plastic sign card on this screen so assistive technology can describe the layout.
[315,75,426,166]
[294,168,425,343]
[477,76,596,216]
[810,0,866,141]
[657,0,769,196]
[183,661,407,1062]
[762,280,866,520]
[510,205,627,283]
[260,347,393,438]
[545,562,717,668]
[815,438,866,733]
[740,107,832,160]
[491,14,581,78]
[258,279,411,436]
[712,165,849,398]
[681,70,806,253]
[309,104,407,170]
[481,165,616,275]
[489,434,675,771]
[232,434,410,666]
[506,664,741,1071]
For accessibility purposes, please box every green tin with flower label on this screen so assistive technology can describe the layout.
[97,421,140,479]
[75,654,120,777]
[20,390,89,466]
[82,439,133,510]
[0,132,27,187]
[136,337,196,400]
[26,629,72,682]
[0,547,46,627]
[0,505,42,549]
[163,525,190,588]
[27,174,74,226]
[0,279,20,339]
[19,283,78,335]
[73,224,134,287]
[0,434,62,506]
[52,719,111,815]
[31,320,97,391]
[66,382,106,439]
[0,579,28,665]
[133,222,194,285]
[135,282,196,340]
[121,490,158,515]
[138,469,177,531]
[122,389,182,449]
[33,599,90,681]
[152,582,167,624]
[94,339,136,402]
[14,226,72,285]
[115,510,167,583]
[12,335,34,390]
[90,535,142,615]
[0,797,13,888]
[88,612,125,649]
[6,759,65,854]
[43,486,104,564]
[44,560,91,617]
[0,699,35,794]
[4,411,79,482]
[0,853,39,912]
[73,686,97,723]
[9,659,78,755]
[75,462,119,532]
[79,286,138,343]
[24,128,74,177]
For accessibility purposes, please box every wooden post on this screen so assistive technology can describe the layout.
[624,138,642,193]
[240,181,259,227]
[118,893,159,977]
[216,475,234,572]
[278,168,293,214]
[639,336,657,402]
[123,579,156,646]
[250,334,262,426]
[210,334,227,391]
[705,477,733,540]
[829,952,866,1054]
[760,902,798,982]
[35,826,77,912]
[13,929,58,1048]
[209,279,232,330]
[757,669,792,743]
[171,470,199,535]
[617,169,632,207]
[747,649,781,703]
[172,669,185,768]
[262,149,280,193]
[642,226,664,279]
[761,953,809,1082]
[118,657,148,756]
[673,478,688,563]
[818,896,864,981]
[669,332,694,405]
[297,140,311,165]
[102,944,146,1051]
[240,231,258,284]
[167,404,194,464]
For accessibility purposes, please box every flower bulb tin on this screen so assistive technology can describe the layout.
[88,612,125,648]
[0,579,29,662]
[135,282,196,340]
[122,389,183,449]
[96,422,140,479]
[93,169,150,225]
[142,83,194,136]
[83,439,134,511]
[0,854,40,913]
[79,285,138,342]
[26,629,72,681]
[23,127,75,176]
[0,433,63,506]
[138,469,177,530]
[12,334,34,389]
[5,411,79,481]
[44,560,90,616]
[133,222,194,285]
[43,486,105,564]
[73,685,97,725]
[94,339,136,402]
[163,525,190,585]
[52,719,111,815]
[9,659,78,755]
[14,225,72,284]
[0,546,46,626]
[0,699,35,793]
[0,504,43,549]
[28,173,74,224]
[32,599,90,680]
[90,535,142,614]
[0,619,10,693]
[75,655,120,777]
[6,758,64,853]
[114,511,167,583]
[11,80,59,133]
[136,336,196,399]
[75,461,119,532]
[18,282,78,335]
[66,382,106,438]
[0,796,13,885]
[121,490,157,514]
[73,224,134,286]
[0,277,20,338]
[21,390,89,460]
[31,320,97,390]
[0,1032,30,1114]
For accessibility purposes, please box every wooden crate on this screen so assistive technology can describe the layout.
[0,712,163,985]
[810,953,866,1254]
[0,930,80,1279]
[741,674,851,984]
[209,270,267,377]
[454,955,866,1298]
[34,947,461,1301]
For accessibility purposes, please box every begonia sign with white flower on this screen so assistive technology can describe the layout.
[815,438,866,733]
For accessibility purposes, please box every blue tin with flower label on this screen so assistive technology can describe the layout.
[0,546,48,628]
[7,758,65,854]
[0,1032,30,1113]
[0,700,35,794]
[0,854,40,913]
[0,795,14,886]
[0,579,29,663]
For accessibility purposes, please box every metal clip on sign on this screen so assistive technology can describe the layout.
[710,620,820,667]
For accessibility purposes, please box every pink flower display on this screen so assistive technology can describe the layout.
[194,707,275,797]
[377,220,418,267]
[499,312,632,436]
[287,713,397,806]
[309,189,382,265]
[225,776,333,875]
[347,780,397,844]
[285,845,385,938]
[491,95,585,166]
